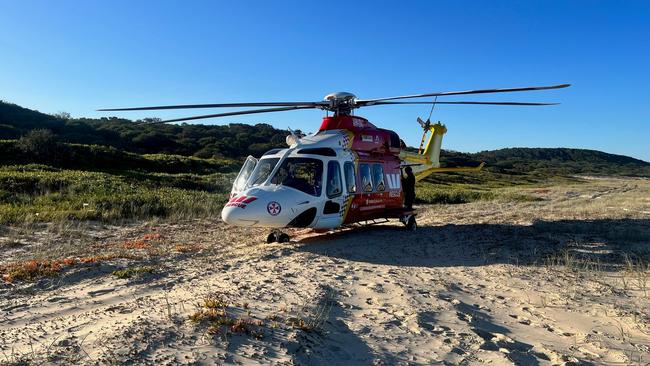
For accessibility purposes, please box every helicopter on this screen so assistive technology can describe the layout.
[100,83,570,242]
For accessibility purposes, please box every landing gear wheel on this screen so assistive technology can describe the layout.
[406,215,417,231]
[267,231,290,243]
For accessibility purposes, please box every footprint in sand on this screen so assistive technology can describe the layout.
[472,327,553,363]
[417,311,457,337]
[508,313,533,326]
[542,322,575,338]
[87,288,115,297]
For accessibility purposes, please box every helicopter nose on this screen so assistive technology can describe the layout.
[221,195,258,226]
[220,205,238,225]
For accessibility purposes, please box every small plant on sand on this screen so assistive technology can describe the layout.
[0,252,144,283]
[1,259,63,282]
[174,244,202,253]
[539,294,548,308]
[141,233,162,241]
[616,320,628,342]
[188,293,265,339]
[78,254,125,263]
[121,239,152,250]
[623,254,649,297]
[112,266,155,279]
[289,286,335,332]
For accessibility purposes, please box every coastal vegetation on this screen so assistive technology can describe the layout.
[1,101,648,224]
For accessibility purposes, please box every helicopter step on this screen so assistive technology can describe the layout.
[342,210,417,231]
[267,230,290,243]
[346,218,391,227]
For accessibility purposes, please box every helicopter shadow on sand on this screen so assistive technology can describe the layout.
[296,218,650,268]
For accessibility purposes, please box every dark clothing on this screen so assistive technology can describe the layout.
[402,172,415,210]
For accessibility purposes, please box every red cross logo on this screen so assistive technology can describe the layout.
[267,201,281,216]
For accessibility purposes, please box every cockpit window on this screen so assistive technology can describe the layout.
[246,158,279,188]
[271,157,323,196]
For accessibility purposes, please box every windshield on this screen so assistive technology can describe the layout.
[270,157,323,196]
[246,158,280,188]
[232,156,257,193]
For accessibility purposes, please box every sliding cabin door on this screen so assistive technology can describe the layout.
[342,158,404,225]
[314,160,347,229]
[349,161,387,221]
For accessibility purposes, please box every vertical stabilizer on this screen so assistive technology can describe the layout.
[422,122,447,168]
[399,121,482,181]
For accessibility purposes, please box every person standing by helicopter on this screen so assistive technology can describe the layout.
[402,166,416,210]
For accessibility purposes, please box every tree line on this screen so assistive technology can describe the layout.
[0,101,293,159]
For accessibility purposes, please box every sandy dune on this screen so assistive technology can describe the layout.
[1,177,649,365]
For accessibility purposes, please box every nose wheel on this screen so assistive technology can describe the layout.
[400,214,417,231]
[266,231,290,243]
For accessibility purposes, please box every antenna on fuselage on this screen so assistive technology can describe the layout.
[286,127,302,147]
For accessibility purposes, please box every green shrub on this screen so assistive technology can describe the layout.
[0,167,231,224]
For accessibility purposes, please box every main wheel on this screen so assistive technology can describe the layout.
[266,232,277,243]
[277,233,290,243]
[406,216,417,231]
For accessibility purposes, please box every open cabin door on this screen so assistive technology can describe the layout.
[231,156,257,197]
[314,160,347,229]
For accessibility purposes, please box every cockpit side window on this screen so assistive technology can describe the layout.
[327,161,343,198]
[373,164,385,192]
[359,163,373,192]
[232,156,257,193]
[270,157,323,196]
[344,162,356,193]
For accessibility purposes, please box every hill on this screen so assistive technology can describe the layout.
[442,148,650,177]
[0,100,292,159]
[1,100,648,177]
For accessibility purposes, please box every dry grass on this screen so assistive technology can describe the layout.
[0,231,168,283]
[173,244,203,253]
[0,253,145,283]
[185,287,337,341]
[188,293,265,340]
[288,285,335,332]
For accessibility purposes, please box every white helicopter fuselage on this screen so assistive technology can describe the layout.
[221,129,356,229]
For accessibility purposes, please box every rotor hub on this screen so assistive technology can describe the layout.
[323,92,357,115]
[323,91,357,102]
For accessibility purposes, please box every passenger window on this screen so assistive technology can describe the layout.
[373,164,385,192]
[359,164,373,192]
[344,162,356,193]
[326,161,343,198]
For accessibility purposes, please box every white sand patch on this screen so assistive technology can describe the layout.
[1,177,649,365]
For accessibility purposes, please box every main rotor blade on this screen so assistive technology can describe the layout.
[139,105,317,124]
[357,84,570,104]
[370,101,559,106]
[98,101,326,112]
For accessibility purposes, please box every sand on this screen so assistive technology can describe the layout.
[1,176,649,365]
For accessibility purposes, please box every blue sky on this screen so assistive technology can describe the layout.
[1,1,649,161]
